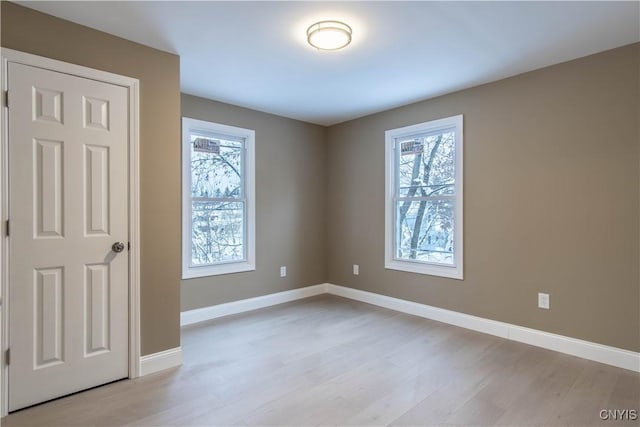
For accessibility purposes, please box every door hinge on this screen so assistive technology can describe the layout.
[5,348,10,366]
[5,219,9,237]
[4,91,8,108]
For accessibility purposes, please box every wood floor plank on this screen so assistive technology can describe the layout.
[547,362,620,426]
[493,354,588,426]
[2,294,638,427]
[387,339,524,426]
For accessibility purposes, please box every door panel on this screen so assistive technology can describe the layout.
[8,62,129,411]
[85,144,110,235]
[34,267,64,368]
[35,138,64,238]
[85,263,110,355]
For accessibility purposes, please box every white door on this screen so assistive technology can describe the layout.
[7,62,129,411]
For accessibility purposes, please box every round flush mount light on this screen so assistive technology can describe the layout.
[307,20,352,51]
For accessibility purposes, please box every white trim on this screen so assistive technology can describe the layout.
[384,115,464,280]
[127,78,141,380]
[0,48,141,415]
[325,284,640,372]
[181,117,256,279]
[179,282,639,372]
[0,48,142,88]
[139,347,182,377]
[180,284,327,326]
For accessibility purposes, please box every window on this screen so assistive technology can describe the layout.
[182,117,255,278]
[385,115,463,279]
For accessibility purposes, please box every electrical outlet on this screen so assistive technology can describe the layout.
[538,293,550,309]
[353,264,359,275]
[280,266,286,277]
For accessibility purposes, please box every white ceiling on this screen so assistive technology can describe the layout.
[18,1,640,126]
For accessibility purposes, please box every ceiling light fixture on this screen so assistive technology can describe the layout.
[307,20,352,51]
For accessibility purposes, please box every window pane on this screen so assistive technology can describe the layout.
[397,130,456,198]
[191,134,243,198]
[396,199,454,265]
[191,201,244,266]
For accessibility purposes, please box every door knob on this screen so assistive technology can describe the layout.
[112,242,126,253]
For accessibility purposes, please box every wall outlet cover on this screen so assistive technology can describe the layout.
[538,292,550,309]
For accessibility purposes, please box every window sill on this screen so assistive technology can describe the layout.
[182,261,255,280]
[385,259,463,280]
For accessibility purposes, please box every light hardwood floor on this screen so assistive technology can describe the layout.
[4,294,639,426]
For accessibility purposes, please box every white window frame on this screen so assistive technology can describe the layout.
[182,117,255,279]
[384,115,464,280]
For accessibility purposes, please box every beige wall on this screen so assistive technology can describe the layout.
[1,2,182,356]
[181,94,326,310]
[326,43,640,352]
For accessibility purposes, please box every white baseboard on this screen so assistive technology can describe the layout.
[325,284,640,372]
[178,282,639,372]
[180,284,327,326]
[139,347,182,376]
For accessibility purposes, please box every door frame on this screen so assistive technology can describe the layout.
[0,48,141,416]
